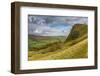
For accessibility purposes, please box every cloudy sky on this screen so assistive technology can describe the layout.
[28,15,88,36]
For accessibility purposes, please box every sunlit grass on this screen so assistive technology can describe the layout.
[38,39,88,60]
[28,37,88,60]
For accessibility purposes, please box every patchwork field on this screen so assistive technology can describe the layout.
[28,24,88,60]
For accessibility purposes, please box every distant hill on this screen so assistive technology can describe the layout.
[65,24,88,42]
[29,35,66,40]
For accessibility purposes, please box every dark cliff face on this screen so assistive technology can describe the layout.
[65,24,88,42]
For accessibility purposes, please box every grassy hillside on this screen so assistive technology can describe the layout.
[37,39,88,60]
[28,24,88,60]
[65,24,87,42]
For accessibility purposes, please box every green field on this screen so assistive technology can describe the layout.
[28,24,88,60]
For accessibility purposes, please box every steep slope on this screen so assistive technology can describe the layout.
[65,24,87,42]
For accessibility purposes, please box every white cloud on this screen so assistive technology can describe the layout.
[28,23,71,37]
[28,15,87,37]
